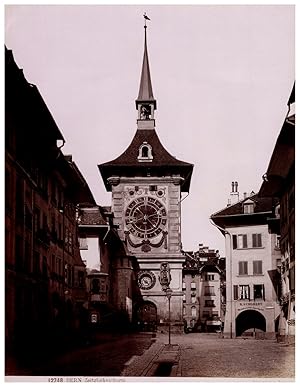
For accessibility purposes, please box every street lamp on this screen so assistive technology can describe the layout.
[165,287,173,345]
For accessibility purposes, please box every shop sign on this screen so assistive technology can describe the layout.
[237,302,264,312]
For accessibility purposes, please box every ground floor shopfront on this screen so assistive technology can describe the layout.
[224,300,281,339]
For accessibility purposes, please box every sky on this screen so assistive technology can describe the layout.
[4,4,295,255]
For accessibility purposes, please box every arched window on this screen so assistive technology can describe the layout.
[142,146,149,158]
[138,142,153,162]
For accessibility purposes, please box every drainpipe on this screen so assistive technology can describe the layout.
[210,219,233,339]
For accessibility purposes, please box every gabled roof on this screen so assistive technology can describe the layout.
[211,194,275,229]
[98,129,193,192]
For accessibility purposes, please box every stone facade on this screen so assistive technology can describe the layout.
[98,24,193,332]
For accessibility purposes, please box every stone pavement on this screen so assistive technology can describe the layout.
[121,332,295,380]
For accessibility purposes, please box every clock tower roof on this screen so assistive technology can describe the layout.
[98,128,193,192]
[98,15,193,193]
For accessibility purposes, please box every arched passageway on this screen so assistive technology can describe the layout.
[236,310,266,337]
[135,301,157,332]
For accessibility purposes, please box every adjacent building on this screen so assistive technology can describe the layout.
[182,246,225,332]
[98,22,193,332]
[5,47,95,365]
[259,84,295,343]
[211,184,281,339]
[78,205,140,331]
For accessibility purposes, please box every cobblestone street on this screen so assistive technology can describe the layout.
[7,332,295,380]
[123,332,295,380]
[174,333,295,379]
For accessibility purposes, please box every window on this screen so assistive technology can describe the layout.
[204,286,215,296]
[203,311,210,318]
[79,237,88,250]
[191,295,196,303]
[138,142,153,162]
[182,282,186,290]
[233,285,239,300]
[244,203,254,214]
[183,294,186,303]
[239,285,250,300]
[238,261,248,275]
[183,306,186,315]
[238,234,248,248]
[205,300,215,307]
[191,282,196,290]
[253,284,265,300]
[276,258,281,269]
[191,306,197,317]
[91,278,100,293]
[78,271,84,287]
[205,274,215,281]
[252,234,262,248]
[253,260,263,275]
[233,234,247,249]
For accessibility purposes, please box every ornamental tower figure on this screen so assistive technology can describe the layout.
[98,16,193,332]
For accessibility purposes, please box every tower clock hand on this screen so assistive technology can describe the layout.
[147,218,157,228]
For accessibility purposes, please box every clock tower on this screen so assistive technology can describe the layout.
[98,20,193,332]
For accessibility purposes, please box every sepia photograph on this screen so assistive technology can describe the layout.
[4,3,295,382]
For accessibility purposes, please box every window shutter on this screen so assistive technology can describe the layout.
[243,234,248,248]
[252,234,256,247]
[262,284,265,301]
[253,260,262,275]
[238,261,242,275]
[233,285,238,300]
[233,235,237,249]
[258,234,262,247]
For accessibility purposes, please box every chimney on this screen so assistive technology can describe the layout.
[243,192,247,199]
[229,181,239,205]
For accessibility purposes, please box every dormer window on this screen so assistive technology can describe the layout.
[243,199,255,214]
[138,142,153,162]
[142,146,149,158]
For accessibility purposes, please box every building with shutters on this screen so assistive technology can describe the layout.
[182,246,225,333]
[211,184,281,339]
[5,47,95,367]
[259,83,295,343]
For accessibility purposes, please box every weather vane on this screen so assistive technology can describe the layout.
[143,12,150,28]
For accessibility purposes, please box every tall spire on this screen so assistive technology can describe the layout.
[136,14,156,110]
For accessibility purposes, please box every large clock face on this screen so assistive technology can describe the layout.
[125,196,167,239]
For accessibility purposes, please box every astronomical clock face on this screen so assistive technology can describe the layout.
[137,271,156,290]
[125,196,167,239]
